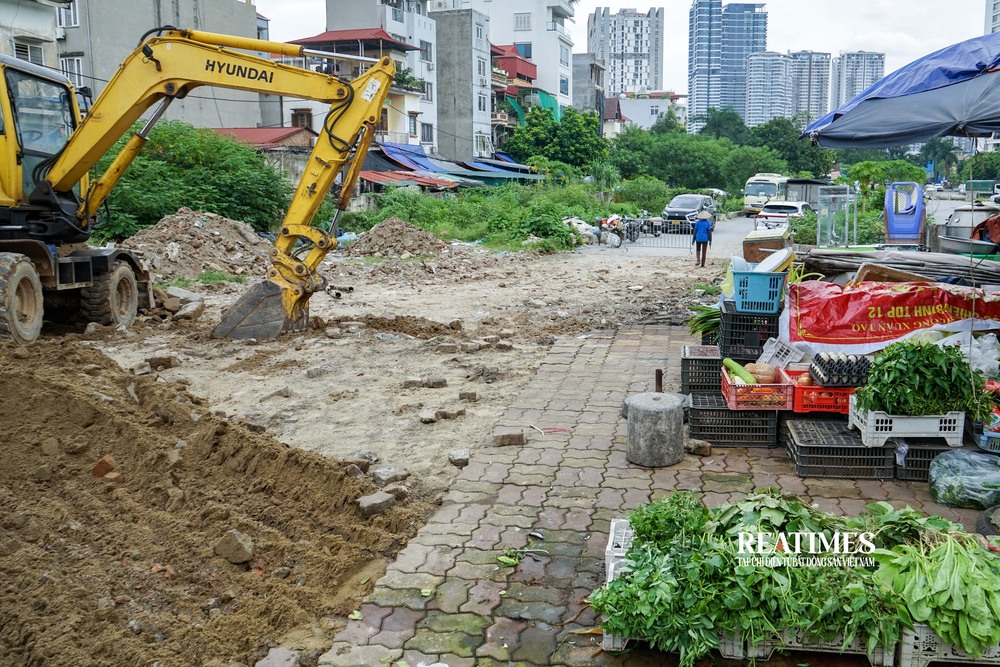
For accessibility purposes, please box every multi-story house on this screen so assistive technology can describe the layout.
[830,50,884,110]
[325,0,439,150]
[0,0,67,67]
[571,53,605,124]
[688,0,766,132]
[430,0,574,111]
[586,7,664,96]
[987,0,1000,33]
[264,30,425,149]
[745,51,791,127]
[428,7,493,160]
[788,50,830,124]
[56,0,262,127]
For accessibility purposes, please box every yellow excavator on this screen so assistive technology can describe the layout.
[0,27,395,343]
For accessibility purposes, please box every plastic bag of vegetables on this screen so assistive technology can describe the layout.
[929,449,1000,509]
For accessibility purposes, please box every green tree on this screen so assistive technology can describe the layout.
[647,134,729,189]
[921,137,959,181]
[589,159,621,191]
[615,175,674,214]
[502,107,606,168]
[749,117,834,176]
[650,108,685,134]
[720,145,788,194]
[95,120,292,239]
[695,107,749,144]
[607,126,654,179]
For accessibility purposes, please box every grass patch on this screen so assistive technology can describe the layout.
[692,282,721,296]
[197,270,249,284]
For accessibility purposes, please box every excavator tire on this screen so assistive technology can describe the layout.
[0,252,44,344]
[81,260,138,327]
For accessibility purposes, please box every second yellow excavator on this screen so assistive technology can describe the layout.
[0,27,395,342]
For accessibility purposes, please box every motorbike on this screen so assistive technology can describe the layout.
[635,210,663,237]
[598,215,625,247]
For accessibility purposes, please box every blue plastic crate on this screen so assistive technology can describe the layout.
[733,270,786,314]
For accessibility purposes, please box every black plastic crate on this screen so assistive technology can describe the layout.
[689,393,778,447]
[966,419,984,445]
[895,439,955,482]
[681,345,722,395]
[719,300,780,359]
[785,419,894,479]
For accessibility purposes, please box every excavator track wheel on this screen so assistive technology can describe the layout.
[0,253,44,345]
[81,260,139,328]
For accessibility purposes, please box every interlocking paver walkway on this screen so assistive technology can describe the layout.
[319,325,980,667]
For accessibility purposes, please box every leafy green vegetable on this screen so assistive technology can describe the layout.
[854,341,992,420]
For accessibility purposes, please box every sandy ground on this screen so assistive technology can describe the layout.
[1,213,734,666]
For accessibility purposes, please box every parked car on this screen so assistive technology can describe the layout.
[755,201,814,229]
[661,194,717,234]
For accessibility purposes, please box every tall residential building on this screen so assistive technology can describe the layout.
[586,7,664,96]
[56,0,262,127]
[428,8,493,160]
[745,51,790,127]
[987,0,1000,33]
[788,50,830,124]
[830,51,885,110]
[687,0,766,132]
[431,0,575,109]
[719,3,767,119]
[325,0,439,149]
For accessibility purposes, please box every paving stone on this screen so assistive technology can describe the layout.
[505,583,569,605]
[365,587,434,610]
[477,617,528,661]
[460,580,506,616]
[512,621,559,664]
[427,578,470,613]
[418,611,490,635]
[404,628,479,657]
[378,570,444,592]
[317,643,401,667]
[804,478,860,499]
[702,472,754,493]
[455,548,502,565]
[535,507,568,531]
[496,598,565,624]
[450,560,504,581]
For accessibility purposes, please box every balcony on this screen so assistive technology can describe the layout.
[491,111,512,126]
[491,69,510,88]
[547,0,574,19]
[546,22,568,37]
[374,131,412,144]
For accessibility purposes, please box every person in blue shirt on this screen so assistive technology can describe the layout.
[692,210,713,267]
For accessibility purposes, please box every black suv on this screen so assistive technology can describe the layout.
[661,194,717,234]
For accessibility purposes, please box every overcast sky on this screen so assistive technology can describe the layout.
[256,0,989,94]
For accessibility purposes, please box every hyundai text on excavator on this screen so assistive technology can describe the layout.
[0,27,395,343]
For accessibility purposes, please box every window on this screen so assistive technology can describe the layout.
[391,6,404,22]
[475,133,491,156]
[514,42,532,59]
[477,93,488,112]
[60,57,83,87]
[14,42,44,66]
[291,108,313,130]
[559,76,569,96]
[422,81,433,101]
[408,113,418,137]
[475,24,484,41]
[477,58,487,77]
[420,122,433,144]
[419,40,433,62]
[560,45,569,67]
[514,13,531,30]
[57,1,79,28]
[650,106,659,116]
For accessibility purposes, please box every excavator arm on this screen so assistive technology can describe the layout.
[32,29,394,339]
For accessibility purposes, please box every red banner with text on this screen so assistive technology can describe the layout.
[787,281,1000,347]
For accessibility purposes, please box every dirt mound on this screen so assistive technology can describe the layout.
[121,208,272,280]
[347,217,445,258]
[0,341,432,666]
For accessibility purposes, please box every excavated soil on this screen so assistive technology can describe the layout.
[0,341,433,667]
[346,217,446,258]
[120,208,272,280]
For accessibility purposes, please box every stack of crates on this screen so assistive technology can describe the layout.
[719,300,781,361]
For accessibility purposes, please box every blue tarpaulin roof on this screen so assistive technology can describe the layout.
[462,161,507,172]
[379,142,443,172]
[804,32,1000,147]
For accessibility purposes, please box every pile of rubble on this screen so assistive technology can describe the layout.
[347,217,446,258]
[121,208,272,279]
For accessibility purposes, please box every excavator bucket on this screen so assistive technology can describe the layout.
[211,280,291,340]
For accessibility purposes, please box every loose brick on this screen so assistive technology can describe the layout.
[493,428,525,447]
[92,455,117,477]
[103,471,124,484]
[437,343,459,353]
[459,391,478,402]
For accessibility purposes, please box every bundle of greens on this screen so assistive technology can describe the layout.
[854,341,992,421]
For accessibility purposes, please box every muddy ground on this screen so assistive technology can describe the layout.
[0,214,723,666]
